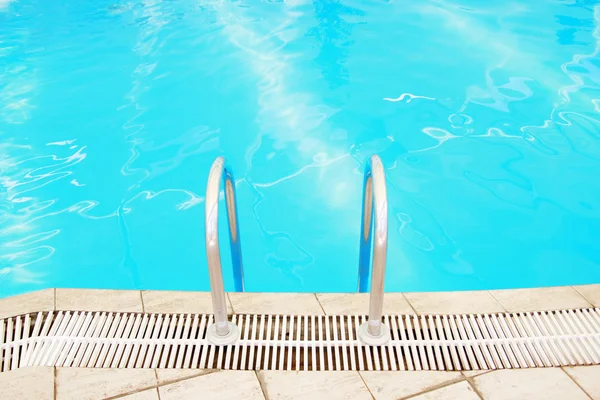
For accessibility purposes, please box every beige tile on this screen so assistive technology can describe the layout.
[404,290,504,315]
[411,381,480,400]
[564,366,600,399]
[258,371,371,400]
[56,289,143,312]
[155,368,213,385]
[228,293,324,315]
[360,371,462,399]
[142,291,231,314]
[119,388,160,400]
[56,368,157,400]
[317,293,415,315]
[489,286,591,312]
[573,285,600,307]
[159,371,264,400]
[0,367,54,400]
[473,368,588,400]
[0,289,54,319]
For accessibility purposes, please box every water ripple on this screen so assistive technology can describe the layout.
[1,0,599,296]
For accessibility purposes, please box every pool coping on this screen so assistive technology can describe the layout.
[2,285,600,399]
[1,284,599,320]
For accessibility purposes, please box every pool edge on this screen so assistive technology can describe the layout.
[1,285,599,320]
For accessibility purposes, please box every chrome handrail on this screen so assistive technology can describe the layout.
[204,156,244,345]
[357,155,390,345]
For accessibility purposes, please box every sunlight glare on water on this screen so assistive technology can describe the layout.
[1,0,599,297]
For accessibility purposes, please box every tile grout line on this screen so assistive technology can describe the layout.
[357,371,376,400]
[154,369,162,400]
[53,288,57,312]
[53,366,57,400]
[567,286,593,308]
[100,368,161,400]
[401,293,419,315]
[106,380,161,400]
[400,375,467,400]
[486,291,508,313]
[107,386,159,400]
[254,371,270,400]
[561,366,594,399]
[461,373,485,400]
[314,294,327,315]
[140,291,146,313]
[227,293,235,314]
[155,370,217,387]
[465,375,483,400]
[103,376,159,400]
[571,286,596,309]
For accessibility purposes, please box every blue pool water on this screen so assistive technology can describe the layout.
[1,0,600,298]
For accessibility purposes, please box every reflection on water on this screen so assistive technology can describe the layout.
[0,0,599,297]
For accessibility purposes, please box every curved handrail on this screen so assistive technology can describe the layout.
[204,157,244,344]
[357,155,390,345]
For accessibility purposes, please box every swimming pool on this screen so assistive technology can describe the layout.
[1,0,599,298]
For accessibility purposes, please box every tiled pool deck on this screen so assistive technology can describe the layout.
[1,284,600,399]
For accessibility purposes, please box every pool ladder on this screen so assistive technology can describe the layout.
[204,155,390,346]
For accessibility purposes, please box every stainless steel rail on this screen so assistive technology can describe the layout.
[203,155,389,345]
[204,156,244,345]
[357,155,390,345]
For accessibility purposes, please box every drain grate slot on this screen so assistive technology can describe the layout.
[1,309,600,372]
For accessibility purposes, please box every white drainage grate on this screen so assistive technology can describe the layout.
[2,309,600,372]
